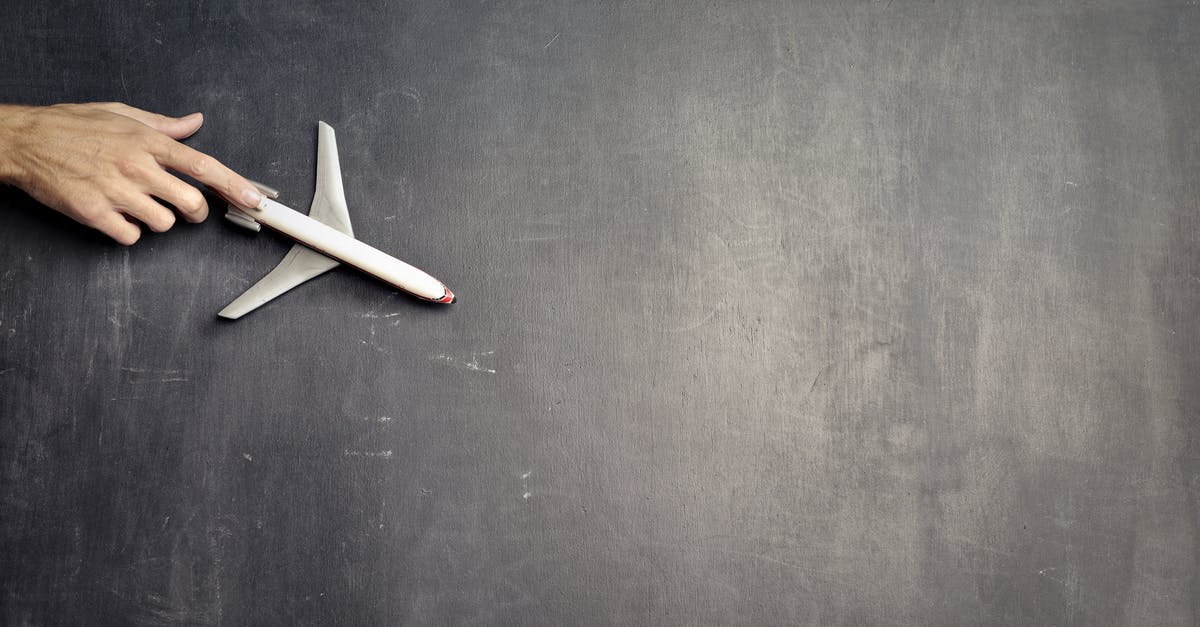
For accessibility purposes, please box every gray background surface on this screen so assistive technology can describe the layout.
[1,1,1198,625]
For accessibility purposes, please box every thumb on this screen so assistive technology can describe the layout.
[151,111,204,140]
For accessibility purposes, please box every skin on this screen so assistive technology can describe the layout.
[0,102,261,245]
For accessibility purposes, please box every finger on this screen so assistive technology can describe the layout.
[99,102,204,139]
[154,140,262,209]
[144,169,209,223]
[115,192,176,233]
[160,112,204,140]
[90,211,142,246]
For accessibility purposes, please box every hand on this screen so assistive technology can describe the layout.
[0,102,262,245]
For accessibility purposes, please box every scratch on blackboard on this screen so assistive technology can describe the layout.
[808,363,832,393]
[521,470,532,499]
[120,367,190,384]
[544,32,560,49]
[510,234,567,243]
[643,539,840,579]
[400,86,423,108]
[948,535,1014,557]
[840,288,913,334]
[663,309,718,334]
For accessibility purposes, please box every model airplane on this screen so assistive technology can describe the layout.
[218,122,455,319]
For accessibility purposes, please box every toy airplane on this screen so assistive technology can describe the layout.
[218,122,455,319]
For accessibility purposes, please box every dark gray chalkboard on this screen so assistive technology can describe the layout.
[2,1,1198,624]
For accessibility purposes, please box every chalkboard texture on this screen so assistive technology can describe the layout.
[2,1,1199,625]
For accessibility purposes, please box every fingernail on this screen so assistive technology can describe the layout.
[183,112,202,120]
[240,187,263,208]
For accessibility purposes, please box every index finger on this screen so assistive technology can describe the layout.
[154,138,262,209]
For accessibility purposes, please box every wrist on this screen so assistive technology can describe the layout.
[0,105,34,186]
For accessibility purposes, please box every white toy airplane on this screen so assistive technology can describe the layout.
[218,122,455,319]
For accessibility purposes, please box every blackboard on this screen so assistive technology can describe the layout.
[2,1,1198,624]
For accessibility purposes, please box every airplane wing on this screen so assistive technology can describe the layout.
[217,122,353,320]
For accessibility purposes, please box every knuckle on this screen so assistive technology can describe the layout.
[117,228,142,246]
[180,188,206,214]
[74,201,107,225]
[114,156,144,178]
[148,208,176,233]
[188,154,213,178]
[136,129,165,150]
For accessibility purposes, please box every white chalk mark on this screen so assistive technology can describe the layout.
[242,453,253,462]
[344,449,394,458]
[1065,181,1078,187]
[433,351,497,374]
[1036,567,1067,586]
[544,32,560,49]
[119,367,191,385]
[362,311,403,319]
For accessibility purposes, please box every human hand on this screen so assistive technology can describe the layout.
[0,102,261,245]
